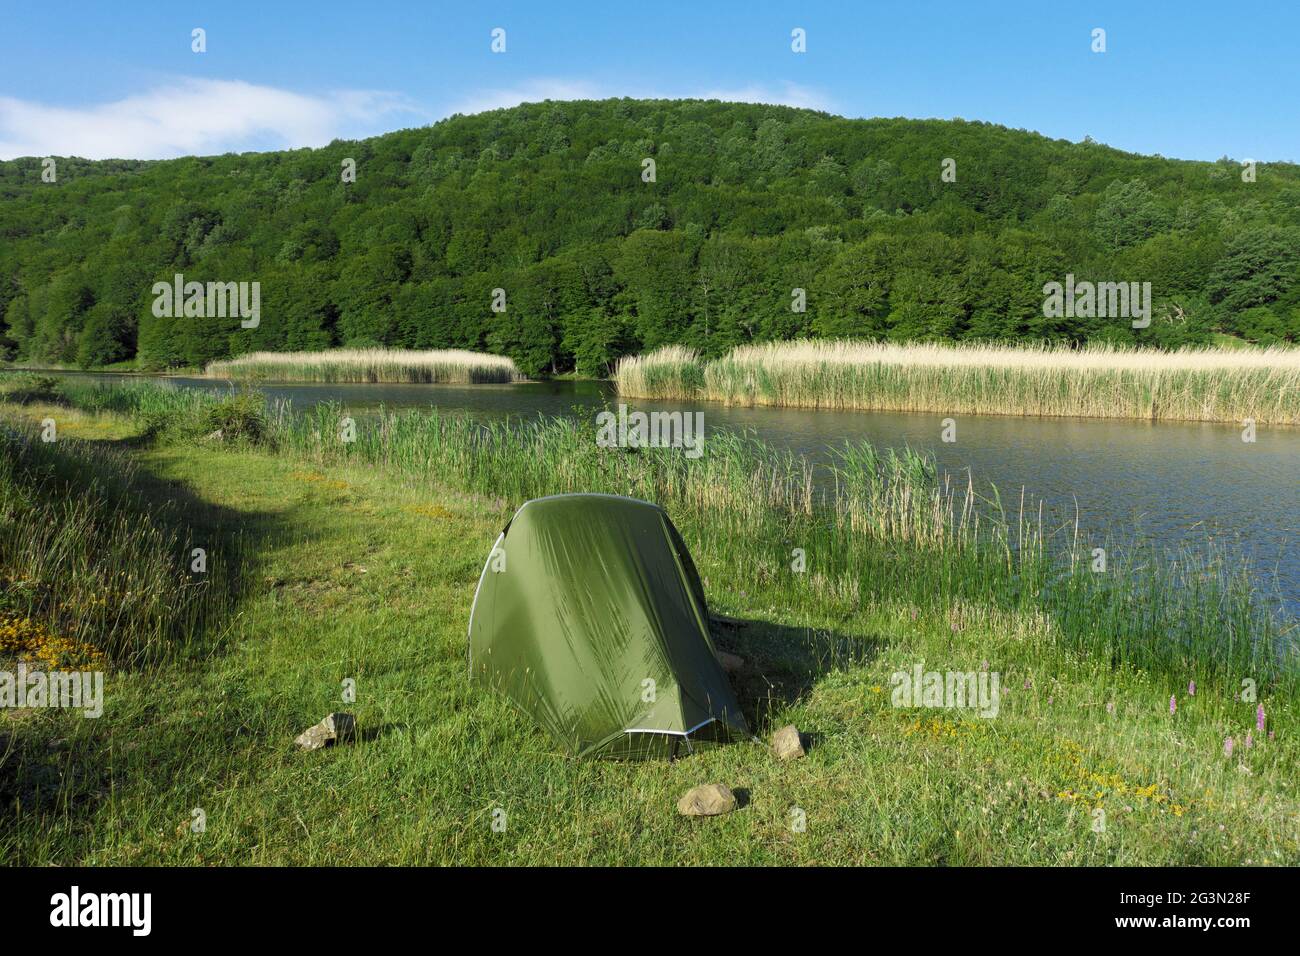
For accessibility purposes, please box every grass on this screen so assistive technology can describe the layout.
[205,348,523,384]
[0,380,1295,865]
[0,415,238,669]
[615,340,1300,424]
[0,374,64,406]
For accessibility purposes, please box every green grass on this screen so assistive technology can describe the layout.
[0,407,239,668]
[0,373,65,406]
[0,383,1296,865]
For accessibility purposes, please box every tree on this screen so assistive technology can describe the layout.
[76,303,133,367]
[1093,179,1168,249]
[2,100,1299,369]
[1206,227,1299,325]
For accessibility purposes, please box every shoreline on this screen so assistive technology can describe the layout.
[611,390,1300,427]
[10,363,1300,428]
[0,381,1295,865]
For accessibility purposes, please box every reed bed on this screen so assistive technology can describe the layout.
[206,348,523,384]
[616,340,1300,424]
[612,345,704,401]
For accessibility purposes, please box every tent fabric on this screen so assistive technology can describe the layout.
[467,493,748,759]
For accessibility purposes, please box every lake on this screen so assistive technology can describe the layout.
[34,372,1300,618]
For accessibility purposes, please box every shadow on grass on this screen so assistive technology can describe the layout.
[711,615,886,737]
[17,433,283,663]
[0,434,304,839]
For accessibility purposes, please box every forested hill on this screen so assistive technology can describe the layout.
[2,98,1299,375]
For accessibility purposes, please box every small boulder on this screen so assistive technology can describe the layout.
[295,712,356,751]
[771,724,805,760]
[716,651,745,675]
[677,783,737,817]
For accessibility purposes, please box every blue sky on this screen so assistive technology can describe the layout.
[2,0,1297,161]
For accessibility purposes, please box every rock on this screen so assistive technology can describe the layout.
[771,724,805,760]
[295,712,356,751]
[205,429,224,442]
[677,783,737,817]
[716,651,745,674]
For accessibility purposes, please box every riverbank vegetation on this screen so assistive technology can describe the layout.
[1,379,1295,864]
[616,340,1300,423]
[206,348,522,384]
[4,101,1300,379]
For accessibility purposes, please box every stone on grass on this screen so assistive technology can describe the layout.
[295,712,356,751]
[771,724,805,760]
[716,651,745,675]
[677,783,737,817]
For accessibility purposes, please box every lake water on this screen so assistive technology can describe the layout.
[30,372,1300,617]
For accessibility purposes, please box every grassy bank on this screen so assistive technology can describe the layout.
[0,377,240,667]
[616,341,1300,424]
[1,379,1296,865]
[205,348,522,384]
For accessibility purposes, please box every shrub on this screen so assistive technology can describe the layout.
[0,374,63,405]
[196,391,270,444]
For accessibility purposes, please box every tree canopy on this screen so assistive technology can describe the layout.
[2,98,1298,375]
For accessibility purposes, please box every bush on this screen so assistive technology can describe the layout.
[134,390,270,446]
[0,374,63,405]
[196,391,270,444]
[54,379,273,447]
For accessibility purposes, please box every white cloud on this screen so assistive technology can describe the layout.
[0,78,426,160]
[0,76,833,160]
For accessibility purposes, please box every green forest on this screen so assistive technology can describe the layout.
[2,98,1299,376]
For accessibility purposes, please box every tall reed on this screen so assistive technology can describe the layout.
[616,340,1300,424]
[206,348,522,384]
[613,345,704,401]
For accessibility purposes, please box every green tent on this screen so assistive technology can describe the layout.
[468,493,749,759]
